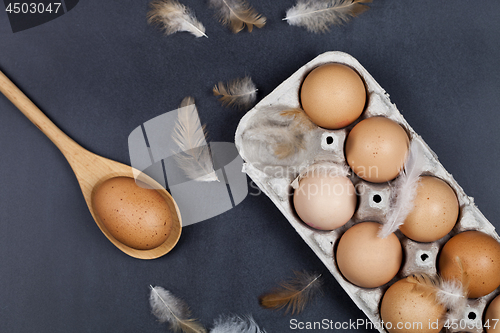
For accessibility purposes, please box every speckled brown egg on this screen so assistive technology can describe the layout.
[336,222,402,288]
[485,294,500,333]
[438,231,500,298]
[380,278,445,333]
[345,116,409,183]
[300,63,366,129]
[93,177,172,250]
[400,176,459,242]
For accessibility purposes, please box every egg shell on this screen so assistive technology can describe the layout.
[336,222,402,288]
[93,177,172,250]
[345,116,409,183]
[380,278,445,333]
[485,294,500,333]
[293,175,357,230]
[300,63,366,129]
[439,231,500,298]
[400,176,459,242]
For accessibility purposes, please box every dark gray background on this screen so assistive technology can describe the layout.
[1,1,499,332]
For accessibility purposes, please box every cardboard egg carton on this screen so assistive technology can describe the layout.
[235,51,500,333]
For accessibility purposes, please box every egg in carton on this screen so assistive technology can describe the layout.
[234,51,500,333]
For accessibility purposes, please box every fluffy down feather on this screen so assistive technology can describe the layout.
[406,270,468,315]
[259,271,322,314]
[209,0,266,33]
[213,76,257,110]
[172,97,219,182]
[284,0,371,33]
[378,139,426,238]
[149,285,206,333]
[210,315,266,333]
[147,0,207,38]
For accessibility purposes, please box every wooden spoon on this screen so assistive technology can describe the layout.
[0,70,182,259]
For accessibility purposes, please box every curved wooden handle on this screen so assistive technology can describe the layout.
[0,70,79,157]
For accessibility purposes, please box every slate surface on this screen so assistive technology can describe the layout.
[0,1,499,332]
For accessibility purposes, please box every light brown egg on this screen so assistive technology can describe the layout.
[438,231,500,298]
[93,177,172,250]
[336,222,402,288]
[380,278,445,333]
[485,294,500,333]
[400,176,459,242]
[293,174,357,230]
[300,63,366,129]
[345,116,409,183]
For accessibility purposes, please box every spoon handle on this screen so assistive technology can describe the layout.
[0,70,81,158]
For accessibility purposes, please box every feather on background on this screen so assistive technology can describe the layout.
[213,76,257,110]
[210,315,266,333]
[149,285,206,333]
[208,0,266,33]
[284,0,371,33]
[378,140,427,238]
[147,0,207,38]
[172,97,219,182]
[259,271,322,314]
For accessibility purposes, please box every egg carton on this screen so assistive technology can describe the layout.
[234,51,500,333]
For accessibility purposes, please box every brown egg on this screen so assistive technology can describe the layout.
[485,294,500,333]
[400,176,459,242]
[438,231,500,298]
[93,177,172,250]
[380,278,445,333]
[300,63,366,129]
[336,222,402,288]
[293,174,357,230]
[345,116,409,183]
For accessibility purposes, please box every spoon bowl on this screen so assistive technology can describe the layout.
[0,70,182,259]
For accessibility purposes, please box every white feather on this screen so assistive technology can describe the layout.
[210,315,266,333]
[284,0,371,33]
[208,0,266,33]
[148,0,207,38]
[378,140,427,238]
[436,278,467,311]
[172,97,219,182]
[213,76,257,110]
[149,285,206,333]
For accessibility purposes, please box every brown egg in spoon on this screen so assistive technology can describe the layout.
[0,70,182,259]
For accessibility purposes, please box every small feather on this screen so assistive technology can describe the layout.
[444,258,470,323]
[208,0,266,33]
[148,0,207,38]
[378,140,426,238]
[284,0,371,34]
[406,270,468,312]
[456,256,470,297]
[210,315,266,333]
[272,108,316,159]
[259,271,322,314]
[149,285,206,333]
[438,279,466,310]
[407,274,440,299]
[213,77,257,109]
[280,108,317,131]
[172,97,219,182]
